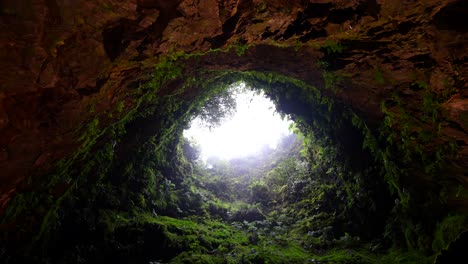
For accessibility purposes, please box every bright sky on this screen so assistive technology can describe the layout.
[184,86,292,161]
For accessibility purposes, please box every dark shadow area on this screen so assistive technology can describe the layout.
[435,231,468,264]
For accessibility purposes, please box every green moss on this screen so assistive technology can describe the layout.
[373,68,385,85]
[116,101,125,113]
[317,249,375,264]
[171,253,225,264]
[97,209,131,235]
[3,43,462,263]
[322,39,345,54]
[432,214,468,254]
[378,249,431,264]
[124,214,250,260]
[104,212,319,263]
[262,242,313,263]
[1,192,41,224]
[322,71,343,92]
[78,116,100,146]
[235,43,250,56]
[377,92,457,200]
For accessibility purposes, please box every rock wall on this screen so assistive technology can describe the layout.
[0,0,466,257]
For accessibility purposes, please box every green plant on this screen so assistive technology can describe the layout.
[316,60,329,69]
[102,3,115,11]
[256,1,267,13]
[432,214,468,254]
[322,71,343,92]
[373,68,385,84]
[78,117,100,145]
[235,43,249,56]
[294,39,302,51]
[116,101,125,113]
[4,43,459,264]
[323,39,344,54]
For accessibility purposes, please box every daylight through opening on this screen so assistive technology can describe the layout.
[184,83,294,162]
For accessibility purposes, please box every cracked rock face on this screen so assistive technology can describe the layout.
[0,0,466,243]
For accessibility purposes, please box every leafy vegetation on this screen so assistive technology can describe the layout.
[1,45,464,264]
[322,39,345,54]
[322,71,344,92]
[235,43,250,56]
[192,87,237,130]
[432,214,468,253]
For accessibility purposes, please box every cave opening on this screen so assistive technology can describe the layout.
[1,43,464,264]
[1,0,466,263]
[106,72,397,263]
[1,69,408,263]
[180,81,308,231]
[183,82,294,163]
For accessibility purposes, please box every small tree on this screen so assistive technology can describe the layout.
[195,89,237,130]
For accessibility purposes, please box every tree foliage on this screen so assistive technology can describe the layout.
[182,137,201,162]
[194,88,237,130]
